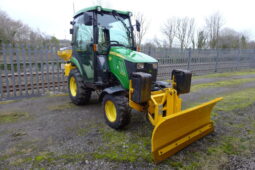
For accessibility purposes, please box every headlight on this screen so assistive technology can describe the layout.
[152,63,158,69]
[137,63,144,69]
[129,12,133,17]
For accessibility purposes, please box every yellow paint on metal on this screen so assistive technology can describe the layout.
[151,97,223,163]
[57,49,72,61]
[158,123,213,156]
[64,63,76,77]
[147,88,182,126]
[69,77,77,97]
[128,79,223,163]
[129,100,145,112]
[109,51,125,59]
[128,80,146,112]
[105,100,117,122]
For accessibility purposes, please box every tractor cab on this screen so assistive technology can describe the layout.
[69,6,142,87]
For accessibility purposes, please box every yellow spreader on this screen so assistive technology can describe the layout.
[57,47,72,61]
[129,71,222,163]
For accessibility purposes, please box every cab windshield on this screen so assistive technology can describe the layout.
[97,12,133,48]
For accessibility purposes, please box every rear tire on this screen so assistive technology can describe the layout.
[102,94,131,129]
[68,69,92,105]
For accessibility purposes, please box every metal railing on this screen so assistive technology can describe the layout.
[0,44,66,100]
[142,47,255,79]
[1,44,255,100]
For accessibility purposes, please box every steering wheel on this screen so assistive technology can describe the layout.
[101,40,125,47]
[109,40,120,45]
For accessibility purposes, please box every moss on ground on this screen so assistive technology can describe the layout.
[169,161,184,168]
[9,151,89,168]
[191,77,255,92]
[180,88,255,169]
[180,135,254,169]
[88,87,255,165]
[187,87,255,111]
[215,88,255,112]
[2,139,89,167]
[47,102,76,111]
[0,100,17,105]
[0,111,29,123]
[92,127,151,162]
[0,141,36,166]
[47,93,68,97]
[2,70,255,168]
[182,133,255,169]
[193,69,255,80]
[76,127,89,136]
[23,93,68,102]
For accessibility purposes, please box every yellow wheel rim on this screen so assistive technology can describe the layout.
[70,77,77,97]
[105,100,117,122]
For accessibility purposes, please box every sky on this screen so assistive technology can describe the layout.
[0,0,255,43]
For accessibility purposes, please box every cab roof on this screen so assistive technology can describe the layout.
[74,6,131,18]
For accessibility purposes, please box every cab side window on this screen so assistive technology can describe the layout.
[73,12,93,51]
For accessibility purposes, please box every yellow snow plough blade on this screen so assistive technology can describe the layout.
[151,97,222,163]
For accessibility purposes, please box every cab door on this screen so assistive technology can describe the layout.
[72,12,94,82]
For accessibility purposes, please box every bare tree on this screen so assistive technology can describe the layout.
[153,36,163,48]
[175,17,195,50]
[239,32,250,49]
[0,9,60,47]
[161,17,176,48]
[247,41,255,49]
[217,28,243,49]
[240,35,248,49]
[197,30,207,49]
[1,14,26,45]
[205,12,224,49]
[0,10,15,44]
[191,32,196,49]
[134,12,149,47]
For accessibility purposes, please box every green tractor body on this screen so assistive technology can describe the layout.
[108,46,157,89]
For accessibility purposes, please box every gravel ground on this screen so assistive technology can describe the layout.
[0,71,255,169]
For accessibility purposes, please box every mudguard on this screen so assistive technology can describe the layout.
[99,85,126,102]
[151,97,223,163]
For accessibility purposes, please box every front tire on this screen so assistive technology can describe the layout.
[102,94,131,129]
[68,69,92,105]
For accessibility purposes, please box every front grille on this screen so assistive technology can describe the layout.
[125,61,157,82]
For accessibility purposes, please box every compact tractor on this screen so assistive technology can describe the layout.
[58,6,222,163]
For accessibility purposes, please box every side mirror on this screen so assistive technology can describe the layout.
[136,20,141,32]
[84,12,93,26]
[69,28,73,34]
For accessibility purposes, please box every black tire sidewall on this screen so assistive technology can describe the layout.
[68,70,80,101]
[67,69,91,105]
[102,94,130,129]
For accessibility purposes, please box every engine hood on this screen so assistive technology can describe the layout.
[109,46,158,63]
